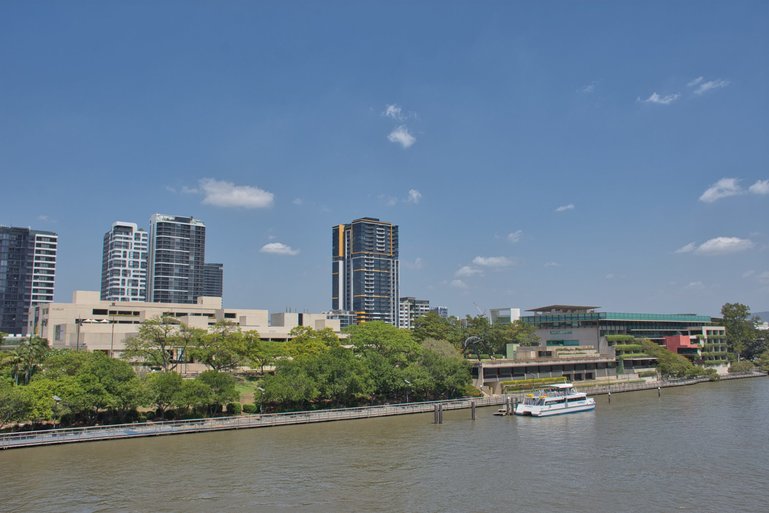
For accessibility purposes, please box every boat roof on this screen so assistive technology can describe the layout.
[548,383,575,389]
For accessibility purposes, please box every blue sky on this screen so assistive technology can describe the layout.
[1,1,767,318]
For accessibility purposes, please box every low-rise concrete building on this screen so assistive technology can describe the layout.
[27,291,342,357]
[471,345,618,394]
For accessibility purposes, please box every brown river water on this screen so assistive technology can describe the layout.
[1,377,767,513]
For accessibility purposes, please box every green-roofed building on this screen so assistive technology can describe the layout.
[521,305,726,373]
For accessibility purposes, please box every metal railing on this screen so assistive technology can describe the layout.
[0,397,505,450]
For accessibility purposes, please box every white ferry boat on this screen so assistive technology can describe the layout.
[514,383,595,417]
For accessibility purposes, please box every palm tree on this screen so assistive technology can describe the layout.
[11,336,50,385]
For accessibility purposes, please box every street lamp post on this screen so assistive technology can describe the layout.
[404,379,411,403]
[256,386,265,414]
[52,395,61,429]
[75,318,82,351]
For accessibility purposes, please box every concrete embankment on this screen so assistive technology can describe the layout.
[2,372,764,450]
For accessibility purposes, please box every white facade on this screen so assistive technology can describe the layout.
[101,221,148,302]
[30,231,58,305]
[28,291,342,357]
[489,307,521,324]
[399,296,430,329]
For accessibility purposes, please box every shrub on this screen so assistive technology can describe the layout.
[242,403,258,414]
[227,402,242,415]
[728,360,755,374]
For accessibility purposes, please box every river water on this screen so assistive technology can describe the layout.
[2,377,767,513]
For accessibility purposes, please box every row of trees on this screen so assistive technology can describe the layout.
[1,318,475,429]
[0,348,239,429]
[412,311,539,355]
[260,322,473,410]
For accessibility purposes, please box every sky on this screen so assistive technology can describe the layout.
[1,1,768,318]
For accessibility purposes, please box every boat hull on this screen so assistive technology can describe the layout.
[514,399,596,417]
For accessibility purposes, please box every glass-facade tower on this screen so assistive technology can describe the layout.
[332,217,399,326]
[147,214,206,304]
[0,226,58,335]
[203,262,224,298]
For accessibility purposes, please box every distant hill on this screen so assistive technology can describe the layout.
[754,311,769,322]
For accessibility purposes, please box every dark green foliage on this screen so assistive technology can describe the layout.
[640,340,713,379]
[728,360,755,374]
[227,402,242,415]
[242,403,258,414]
[720,303,762,360]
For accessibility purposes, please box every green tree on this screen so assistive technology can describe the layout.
[244,332,285,373]
[10,336,50,385]
[0,382,33,428]
[175,379,214,416]
[144,371,183,416]
[260,361,319,410]
[189,321,247,372]
[640,339,714,379]
[308,347,373,407]
[345,321,421,366]
[720,303,759,360]
[122,316,192,371]
[284,326,340,357]
[412,312,463,346]
[196,370,239,414]
[756,350,769,373]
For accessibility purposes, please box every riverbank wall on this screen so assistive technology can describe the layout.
[2,371,764,450]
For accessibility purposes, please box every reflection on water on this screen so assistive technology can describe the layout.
[2,378,767,513]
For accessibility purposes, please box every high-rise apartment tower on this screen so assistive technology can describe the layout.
[0,226,58,336]
[332,217,399,326]
[147,214,206,304]
[100,221,148,302]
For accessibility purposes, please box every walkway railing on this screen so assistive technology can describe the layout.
[0,396,505,450]
[2,372,763,450]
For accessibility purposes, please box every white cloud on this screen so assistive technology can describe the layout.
[383,104,406,121]
[699,178,743,203]
[757,271,769,286]
[693,79,730,95]
[407,189,422,204]
[685,281,706,290]
[403,257,424,270]
[695,237,754,255]
[749,179,769,195]
[260,242,299,256]
[450,279,468,289]
[742,270,755,279]
[579,82,596,94]
[605,273,615,280]
[544,261,561,268]
[555,203,575,213]
[676,237,754,255]
[675,242,697,254]
[687,76,704,87]
[641,92,680,105]
[199,178,274,208]
[292,198,303,206]
[507,230,523,243]
[387,125,416,148]
[37,215,49,222]
[472,256,514,268]
[181,185,199,195]
[381,195,399,206]
[456,266,483,278]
